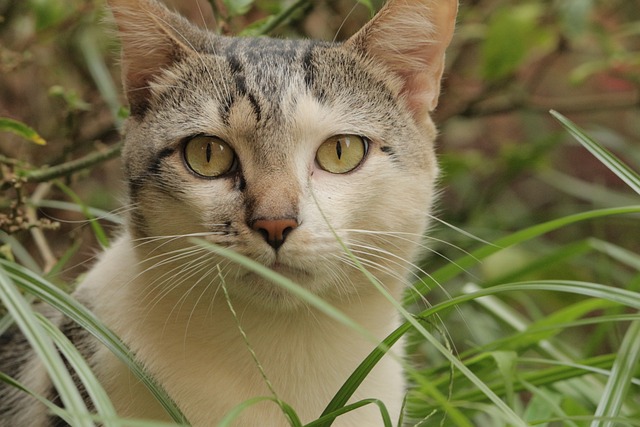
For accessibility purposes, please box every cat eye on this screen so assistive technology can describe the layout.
[183,135,236,178]
[316,135,368,174]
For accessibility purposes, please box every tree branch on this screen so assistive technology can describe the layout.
[17,142,123,184]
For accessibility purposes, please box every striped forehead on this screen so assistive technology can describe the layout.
[214,38,329,123]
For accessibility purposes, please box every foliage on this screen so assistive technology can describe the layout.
[1,0,639,426]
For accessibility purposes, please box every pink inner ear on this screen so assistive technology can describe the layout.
[403,62,446,117]
[345,0,458,120]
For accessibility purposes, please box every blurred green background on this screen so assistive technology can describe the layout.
[1,0,639,425]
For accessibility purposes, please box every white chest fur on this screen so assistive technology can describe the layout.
[78,236,405,426]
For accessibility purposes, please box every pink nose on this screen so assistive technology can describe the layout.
[251,218,298,250]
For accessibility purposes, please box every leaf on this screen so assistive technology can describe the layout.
[54,181,110,249]
[36,313,121,427]
[0,372,72,422]
[0,117,46,145]
[0,258,190,425]
[556,0,595,37]
[224,0,255,16]
[592,320,640,427]
[0,269,92,427]
[406,205,640,304]
[551,110,640,196]
[481,4,551,81]
[355,0,374,14]
[490,351,518,405]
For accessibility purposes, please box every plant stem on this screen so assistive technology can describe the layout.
[17,142,123,184]
[256,0,311,36]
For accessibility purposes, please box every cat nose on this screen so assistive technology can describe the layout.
[251,218,299,250]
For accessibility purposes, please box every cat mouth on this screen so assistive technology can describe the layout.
[268,262,310,280]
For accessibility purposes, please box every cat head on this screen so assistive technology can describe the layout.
[107,0,457,309]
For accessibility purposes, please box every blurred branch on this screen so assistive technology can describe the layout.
[262,0,310,34]
[254,0,312,35]
[27,183,57,273]
[16,142,123,185]
[451,92,640,120]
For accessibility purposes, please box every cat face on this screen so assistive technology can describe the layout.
[110,0,457,308]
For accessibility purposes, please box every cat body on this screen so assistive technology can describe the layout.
[0,0,457,425]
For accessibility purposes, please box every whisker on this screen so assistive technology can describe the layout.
[426,213,500,248]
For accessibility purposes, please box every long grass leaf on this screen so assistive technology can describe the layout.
[305,399,393,427]
[0,269,92,427]
[332,279,640,421]
[0,117,46,145]
[54,180,110,248]
[520,379,580,427]
[32,199,124,225]
[192,239,374,341]
[0,258,189,425]
[406,205,640,304]
[591,320,640,427]
[0,372,72,423]
[0,231,42,273]
[36,313,120,427]
[550,110,640,195]
[77,29,122,123]
[217,397,300,427]
[318,235,528,426]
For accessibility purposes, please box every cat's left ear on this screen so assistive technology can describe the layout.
[346,0,458,121]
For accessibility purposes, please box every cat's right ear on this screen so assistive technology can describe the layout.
[346,0,458,123]
[107,0,205,117]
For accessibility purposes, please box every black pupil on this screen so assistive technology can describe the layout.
[336,140,342,160]
[206,141,212,163]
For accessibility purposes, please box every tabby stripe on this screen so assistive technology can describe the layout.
[224,50,262,123]
[302,44,316,90]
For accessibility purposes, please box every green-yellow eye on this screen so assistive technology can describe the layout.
[184,135,236,178]
[316,135,368,174]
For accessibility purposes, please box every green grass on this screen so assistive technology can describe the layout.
[1,114,639,426]
[1,1,639,426]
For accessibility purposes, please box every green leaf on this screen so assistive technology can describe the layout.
[481,4,551,81]
[306,399,392,427]
[0,372,72,422]
[355,0,374,14]
[54,181,110,249]
[490,351,518,405]
[224,0,255,16]
[406,205,640,304]
[36,313,121,427]
[77,29,123,124]
[0,258,190,425]
[0,117,46,145]
[0,269,92,427]
[551,110,640,196]
[556,0,595,37]
[592,320,640,427]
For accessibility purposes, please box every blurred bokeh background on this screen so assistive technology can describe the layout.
[1,1,639,424]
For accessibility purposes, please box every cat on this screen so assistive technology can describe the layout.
[0,0,457,425]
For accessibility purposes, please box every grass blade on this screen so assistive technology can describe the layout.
[0,372,72,423]
[0,117,46,145]
[0,258,189,425]
[406,205,640,304]
[54,180,110,248]
[333,279,640,422]
[591,320,640,427]
[550,110,640,195]
[36,313,121,427]
[306,399,392,427]
[192,239,374,341]
[0,269,92,427]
